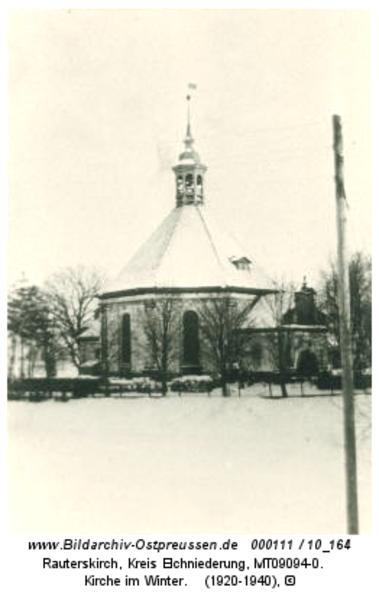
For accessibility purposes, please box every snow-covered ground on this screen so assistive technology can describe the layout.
[8,386,371,534]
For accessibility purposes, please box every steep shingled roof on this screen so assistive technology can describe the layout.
[102,204,275,297]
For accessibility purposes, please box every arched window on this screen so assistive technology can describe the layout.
[196,174,203,197]
[183,311,199,367]
[297,348,319,377]
[185,173,194,193]
[177,175,183,197]
[121,313,131,364]
[250,342,262,364]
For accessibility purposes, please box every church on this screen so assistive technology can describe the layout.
[80,98,328,379]
[97,98,279,378]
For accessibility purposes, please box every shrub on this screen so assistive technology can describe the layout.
[170,375,215,393]
[7,377,101,401]
[316,370,372,391]
[108,377,162,394]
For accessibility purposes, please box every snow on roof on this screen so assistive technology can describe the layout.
[102,204,275,297]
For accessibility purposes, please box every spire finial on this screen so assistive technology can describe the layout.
[186,93,192,138]
[185,83,197,143]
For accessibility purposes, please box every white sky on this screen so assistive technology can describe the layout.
[8,9,370,289]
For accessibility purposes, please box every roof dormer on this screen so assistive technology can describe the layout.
[230,256,252,271]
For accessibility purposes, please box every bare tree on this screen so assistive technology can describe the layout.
[261,279,296,397]
[142,297,181,396]
[262,278,295,327]
[318,252,371,370]
[99,304,119,395]
[44,266,104,371]
[198,296,257,397]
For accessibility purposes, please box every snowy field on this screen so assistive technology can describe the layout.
[8,386,371,534]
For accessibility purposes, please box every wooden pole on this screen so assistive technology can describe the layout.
[332,115,359,534]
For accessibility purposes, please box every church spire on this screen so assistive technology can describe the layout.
[185,93,194,141]
[173,87,207,207]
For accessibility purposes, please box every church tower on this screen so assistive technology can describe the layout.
[172,95,207,206]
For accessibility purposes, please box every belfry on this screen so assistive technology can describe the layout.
[173,96,207,206]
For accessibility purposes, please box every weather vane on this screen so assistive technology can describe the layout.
[186,83,197,135]
[187,82,197,101]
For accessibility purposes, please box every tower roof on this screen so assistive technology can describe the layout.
[176,99,201,165]
[101,205,275,298]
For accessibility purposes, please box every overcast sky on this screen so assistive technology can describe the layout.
[8,9,370,289]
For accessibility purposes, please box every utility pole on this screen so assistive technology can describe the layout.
[332,115,359,534]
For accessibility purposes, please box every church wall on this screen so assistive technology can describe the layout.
[101,293,330,378]
[79,338,100,365]
[102,297,192,375]
[100,292,267,377]
[103,299,150,375]
[241,331,277,372]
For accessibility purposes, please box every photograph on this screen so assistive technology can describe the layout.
[7,9,371,535]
